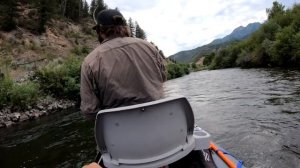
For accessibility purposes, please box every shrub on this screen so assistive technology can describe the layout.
[236,50,253,68]
[65,31,81,38]
[203,53,215,66]
[71,46,90,56]
[167,63,191,80]
[82,26,94,35]
[0,76,13,109]
[31,56,82,101]
[9,81,39,110]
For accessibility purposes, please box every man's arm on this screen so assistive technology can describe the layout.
[157,52,167,82]
[80,62,101,120]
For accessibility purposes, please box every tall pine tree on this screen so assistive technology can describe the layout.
[95,0,107,17]
[90,0,107,19]
[128,18,135,37]
[90,0,97,16]
[38,0,57,33]
[1,0,18,31]
[135,21,146,40]
[266,1,285,20]
[64,0,82,22]
[82,0,89,18]
[59,0,68,17]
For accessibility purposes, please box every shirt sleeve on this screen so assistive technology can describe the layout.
[80,61,101,120]
[156,51,167,82]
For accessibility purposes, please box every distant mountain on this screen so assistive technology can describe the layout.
[169,22,262,63]
[210,22,261,45]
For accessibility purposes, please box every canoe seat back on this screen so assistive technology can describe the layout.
[95,96,195,168]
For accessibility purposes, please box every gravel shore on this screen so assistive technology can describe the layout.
[0,98,76,128]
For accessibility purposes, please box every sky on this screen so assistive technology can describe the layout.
[87,0,298,56]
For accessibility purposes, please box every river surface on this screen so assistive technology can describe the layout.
[0,68,300,168]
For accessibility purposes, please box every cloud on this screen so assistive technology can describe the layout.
[87,0,296,56]
[104,0,160,12]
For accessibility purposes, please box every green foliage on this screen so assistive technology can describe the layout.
[82,24,95,35]
[191,63,197,70]
[205,2,300,69]
[270,26,295,66]
[64,0,81,22]
[203,53,215,66]
[90,0,97,15]
[210,46,238,69]
[0,55,13,73]
[236,50,253,68]
[71,46,90,56]
[90,0,107,17]
[0,76,39,110]
[0,0,17,31]
[38,0,53,33]
[65,31,81,38]
[167,63,190,80]
[31,56,82,101]
[263,21,281,40]
[9,81,39,110]
[292,32,300,65]
[0,0,94,32]
[135,22,147,40]
[0,76,13,109]
[1,55,83,110]
[82,0,89,18]
[266,1,285,20]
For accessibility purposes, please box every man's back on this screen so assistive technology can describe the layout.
[80,37,166,116]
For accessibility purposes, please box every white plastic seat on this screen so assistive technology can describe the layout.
[94,96,196,168]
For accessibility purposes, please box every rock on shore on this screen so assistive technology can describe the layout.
[0,99,76,128]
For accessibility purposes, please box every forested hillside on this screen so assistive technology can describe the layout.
[0,0,151,114]
[204,2,300,69]
[169,22,261,63]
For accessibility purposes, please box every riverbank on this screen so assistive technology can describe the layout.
[0,98,76,128]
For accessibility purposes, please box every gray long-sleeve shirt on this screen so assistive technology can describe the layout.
[80,37,166,118]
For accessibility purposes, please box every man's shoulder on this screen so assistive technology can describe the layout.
[121,37,156,49]
[124,37,151,44]
[83,46,102,65]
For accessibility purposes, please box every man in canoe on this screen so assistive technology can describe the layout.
[80,8,166,168]
[80,9,166,120]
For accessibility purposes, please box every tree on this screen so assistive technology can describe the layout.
[96,0,107,12]
[203,53,215,66]
[64,0,82,22]
[82,0,89,18]
[38,0,54,33]
[91,0,107,19]
[291,32,300,66]
[60,0,68,17]
[78,0,83,20]
[266,1,285,20]
[128,18,135,37]
[1,0,18,31]
[90,0,96,16]
[271,26,296,67]
[135,22,146,40]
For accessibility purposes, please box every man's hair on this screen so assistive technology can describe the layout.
[98,25,131,38]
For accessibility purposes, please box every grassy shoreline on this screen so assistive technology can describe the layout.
[0,55,201,128]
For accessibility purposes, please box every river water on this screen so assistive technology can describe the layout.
[0,68,299,168]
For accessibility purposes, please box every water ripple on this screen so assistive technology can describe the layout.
[0,68,299,168]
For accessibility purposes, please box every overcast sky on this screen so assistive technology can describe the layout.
[87,0,298,56]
